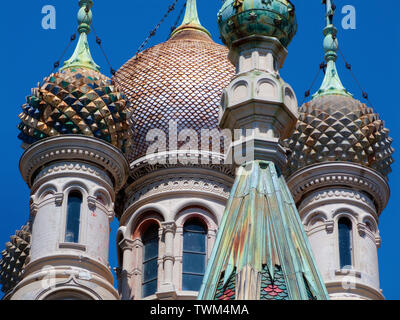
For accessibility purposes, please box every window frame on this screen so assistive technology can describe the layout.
[338,216,353,269]
[64,190,83,244]
[141,224,160,298]
[182,218,208,291]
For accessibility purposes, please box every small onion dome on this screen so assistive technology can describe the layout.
[17,0,134,154]
[218,0,297,49]
[284,95,394,177]
[0,224,31,294]
[285,2,394,178]
[17,68,134,153]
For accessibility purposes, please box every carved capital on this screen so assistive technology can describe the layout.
[30,203,39,216]
[119,238,135,252]
[357,223,368,237]
[163,255,175,263]
[375,236,382,248]
[325,220,334,234]
[161,221,177,234]
[87,196,97,211]
[54,193,64,206]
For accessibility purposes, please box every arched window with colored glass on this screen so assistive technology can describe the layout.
[338,217,353,269]
[65,191,82,243]
[142,224,159,297]
[182,218,207,291]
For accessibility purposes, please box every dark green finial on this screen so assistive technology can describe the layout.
[170,0,211,38]
[314,0,351,98]
[61,0,100,71]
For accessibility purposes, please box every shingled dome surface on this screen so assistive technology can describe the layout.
[114,30,235,162]
[284,95,394,177]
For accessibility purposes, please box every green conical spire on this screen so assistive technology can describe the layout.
[170,0,211,38]
[61,0,100,71]
[313,0,351,98]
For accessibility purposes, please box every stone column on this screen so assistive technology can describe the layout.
[119,238,135,300]
[157,221,176,298]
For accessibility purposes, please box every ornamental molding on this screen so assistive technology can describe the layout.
[129,150,235,181]
[287,162,390,215]
[34,161,113,189]
[299,188,376,218]
[19,135,129,192]
[124,169,233,212]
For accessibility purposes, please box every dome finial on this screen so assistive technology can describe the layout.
[314,0,352,98]
[170,0,211,39]
[61,0,100,71]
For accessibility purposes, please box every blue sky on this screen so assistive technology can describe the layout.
[1,0,399,299]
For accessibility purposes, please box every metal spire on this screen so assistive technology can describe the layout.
[61,0,100,71]
[170,0,211,38]
[313,0,351,98]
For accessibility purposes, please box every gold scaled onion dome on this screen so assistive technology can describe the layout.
[284,2,394,178]
[113,0,235,162]
[285,95,394,177]
[17,0,134,154]
[0,225,31,294]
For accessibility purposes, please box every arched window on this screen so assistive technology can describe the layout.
[182,219,207,291]
[142,224,159,297]
[338,217,353,269]
[65,191,82,243]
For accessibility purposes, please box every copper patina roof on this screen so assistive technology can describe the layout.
[114,30,235,163]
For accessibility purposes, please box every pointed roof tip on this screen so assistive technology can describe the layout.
[170,0,212,39]
[61,0,100,72]
[313,0,352,99]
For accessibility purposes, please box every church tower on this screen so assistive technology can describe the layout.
[199,0,329,300]
[113,0,235,300]
[7,0,133,300]
[284,0,394,300]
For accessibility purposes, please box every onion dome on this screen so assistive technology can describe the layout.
[284,1,394,178]
[114,0,235,162]
[217,0,297,49]
[17,0,134,153]
[0,224,31,294]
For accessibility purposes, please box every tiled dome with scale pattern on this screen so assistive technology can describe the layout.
[17,68,134,154]
[0,225,31,294]
[285,95,394,177]
[114,22,235,162]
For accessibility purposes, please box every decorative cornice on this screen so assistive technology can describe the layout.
[34,162,112,189]
[299,188,377,220]
[130,151,235,181]
[124,172,232,213]
[287,162,390,215]
[19,135,129,192]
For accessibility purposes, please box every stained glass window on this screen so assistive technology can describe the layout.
[182,219,207,291]
[338,217,353,269]
[142,224,159,297]
[65,191,82,243]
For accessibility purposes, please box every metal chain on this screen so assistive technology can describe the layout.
[301,61,326,105]
[332,33,373,105]
[51,33,77,74]
[169,1,187,38]
[134,0,180,58]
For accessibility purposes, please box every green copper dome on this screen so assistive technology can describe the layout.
[217,0,297,48]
